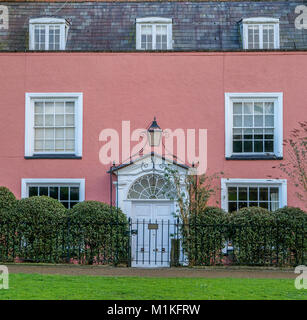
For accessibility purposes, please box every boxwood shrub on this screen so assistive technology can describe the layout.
[187,206,227,265]
[68,201,129,265]
[0,187,18,261]
[0,186,17,214]
[15,196,66,263]
[227,206,306,266]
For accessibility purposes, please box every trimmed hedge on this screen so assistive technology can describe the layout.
[0,186,17,214]
[0,186,305,266]
[185,207,227,266]
[227,207,306,266]
[68,201,129,265]
[16,196,67,262]
[228,207,275,265]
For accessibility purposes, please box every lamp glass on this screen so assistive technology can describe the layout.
[148,129,162,147]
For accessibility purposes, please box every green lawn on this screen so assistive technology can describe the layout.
[0,273,306,300]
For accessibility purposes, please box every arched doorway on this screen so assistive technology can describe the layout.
[127,173,176,267]
[110,153,189,267]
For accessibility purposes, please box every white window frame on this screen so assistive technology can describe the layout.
[136,17,173,50]
[29,18,69,50]
[21,178,85,202]
[225,92,283,158]
[240,17,280,49]
[221,178,287,212]
[25,92,83,157]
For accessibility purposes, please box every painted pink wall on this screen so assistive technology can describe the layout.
[0,52,306,209]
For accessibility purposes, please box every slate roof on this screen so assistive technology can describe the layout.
[0,1,306,51]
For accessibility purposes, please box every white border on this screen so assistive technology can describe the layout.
[221,178,287,212]
[25,92,83,157]
[21,178,85,200]
[241,18,280,49]
[29,18,69,50]
[136,17,173,50]
[225,92,283,158]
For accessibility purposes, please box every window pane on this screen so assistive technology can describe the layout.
[55,102,64,114]
[55,115,64,126]
[70,187,79,201]
[35,102,44,113]
[238,187,247,201]
[228,187,237,201]
[254,115,263,127]
[65,102,74,113]
[265,102,274,114]
[233,141,242,153]
[45,114,54,126]
[249,187,258,201]
[254,140,263,152]
[233,115,242,127]
[259,188,268,201]
[243,102,253,114]
[248,25,259,49]
[49,187,59,199]
[35,115,44,126]
[265,115,274,127]
[35,128,44,139]
[265,141,274,152]
[29,187,38,197]
[55,128,64,138]
[228,202,237,213]
[233,103,242,114]
[243,141,252,152]
[244,115,253,127]
[254,103,263,115]
[60,187,69,201]
[39,187,48,196]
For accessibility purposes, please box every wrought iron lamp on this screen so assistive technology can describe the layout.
[147,117,163,147]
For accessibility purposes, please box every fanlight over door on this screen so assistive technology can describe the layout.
[127,174,175,200]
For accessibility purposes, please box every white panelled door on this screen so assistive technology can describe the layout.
[131,201,174,268]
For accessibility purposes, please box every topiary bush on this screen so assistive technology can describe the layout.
[271,206,307,265]
[68,201,129,265]
[0,187,18,262]
[15,196,66,263]
[187,207,227,266]
[0,186,17,214]
[227,207,273,265]
[227,206,307,266]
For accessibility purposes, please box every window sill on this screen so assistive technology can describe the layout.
[25,154,82,159]
[226,155,283,160]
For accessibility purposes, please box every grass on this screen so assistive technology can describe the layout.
[0,273,306,300]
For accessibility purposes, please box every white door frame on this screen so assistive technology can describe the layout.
[111,153,189,268]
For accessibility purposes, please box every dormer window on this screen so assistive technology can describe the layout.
[29,18,69,50]
[240,18,280,50]
[136,17,172,50]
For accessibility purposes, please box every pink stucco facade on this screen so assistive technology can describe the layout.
[0,51,306,209]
